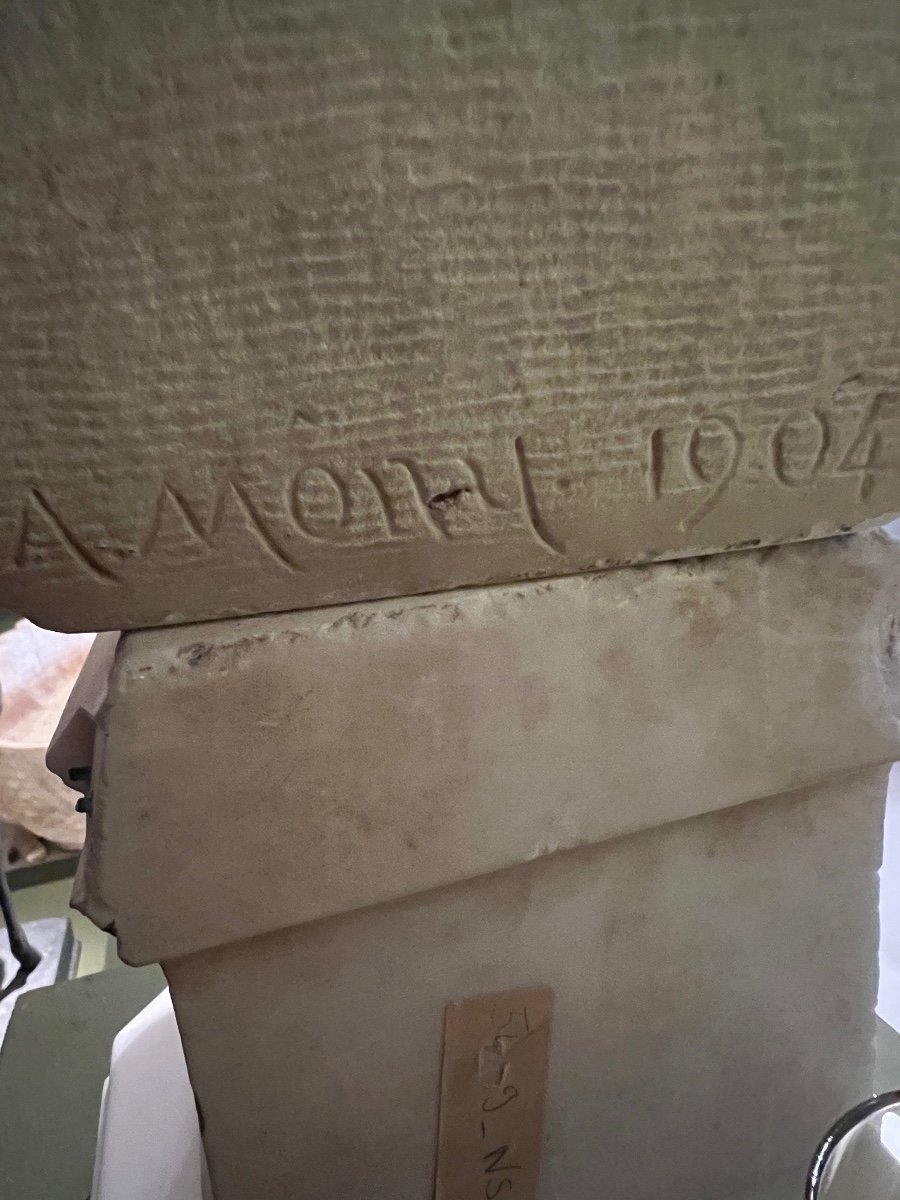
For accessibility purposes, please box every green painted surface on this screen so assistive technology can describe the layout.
[0,965,165,1200]
[13,878,111,979]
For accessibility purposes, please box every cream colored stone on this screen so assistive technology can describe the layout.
[50,532,900,1197]
[61,532,900,963]
[1,0,898,631]
[165,769,887,1200]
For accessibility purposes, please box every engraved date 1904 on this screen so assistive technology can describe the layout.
[646,390,900,530]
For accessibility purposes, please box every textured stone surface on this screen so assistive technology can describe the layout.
[1,0,898,631]
[165,770,886,1200]
[59,532,900,963]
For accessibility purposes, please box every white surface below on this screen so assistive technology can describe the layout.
[91,988,209,1200]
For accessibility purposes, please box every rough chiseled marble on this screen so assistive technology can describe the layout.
[2,0,898,630]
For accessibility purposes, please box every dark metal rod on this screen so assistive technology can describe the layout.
[0,858,40,974]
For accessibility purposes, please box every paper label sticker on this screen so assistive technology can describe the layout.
[434,986,554,1200]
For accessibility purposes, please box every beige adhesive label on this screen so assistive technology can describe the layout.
[434,986,554,1200]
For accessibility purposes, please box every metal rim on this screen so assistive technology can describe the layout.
[806,1091,900,1198]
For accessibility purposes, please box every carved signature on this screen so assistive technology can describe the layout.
[3,387,898,581]
[4,436,567,581]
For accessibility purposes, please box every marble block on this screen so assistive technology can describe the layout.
[48,533,900,1198]
[164,768,885,1200]
[2,0,898,631]
[58,532,900,963]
